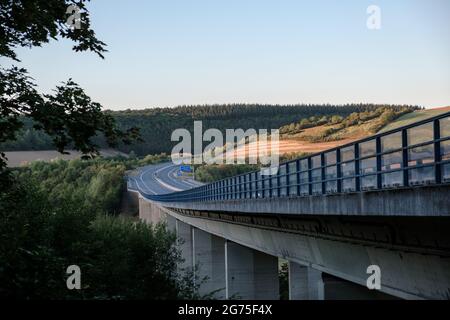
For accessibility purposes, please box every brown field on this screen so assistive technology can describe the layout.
[213,137,357,160]
[224,106,450,159]
[4,149,128,168]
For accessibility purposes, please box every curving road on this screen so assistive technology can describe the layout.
[127,162,203,195]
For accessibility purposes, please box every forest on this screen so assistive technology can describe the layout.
[0,158,205,299]
[1,104,420,156]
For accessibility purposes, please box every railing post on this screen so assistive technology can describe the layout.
[269,173,273,198]
[276,167,280,198]
[321,153,326,194]
[247,174,251,199]
[261,175,265,199]
[434,119,442,184]
[376,137,382,189]
[308,157,313,196]
[402,129,409,187]
[286,163,290,196]
[237,177,240,199]
[336,148,342,193]
[296,159,300,196]
[354,143,361,192]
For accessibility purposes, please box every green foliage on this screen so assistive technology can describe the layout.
[280,106,415,142]
[194,164,259,183]
[84,216,182,299]
[2,104,421,158]
[193,152,311,183]
[279,262,289,300]
[279,152,311,163]
[0,159,197,299]
[0,0,139,187]
[0,0,106,61]
[16,159,126,214]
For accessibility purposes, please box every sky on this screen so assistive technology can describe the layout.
[2,0,450,110]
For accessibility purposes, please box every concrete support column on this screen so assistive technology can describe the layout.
[308,267,324,300]
[192,228,226,299]
[176,220,194,272]
[288,262,324,300]
[166,214,177,233]
[225,241,279,300]
[138,197,166,224]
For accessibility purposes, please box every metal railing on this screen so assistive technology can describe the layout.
[143,111,450,203]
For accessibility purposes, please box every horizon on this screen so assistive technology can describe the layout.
[105,102,444,112]
[1,0,450,110]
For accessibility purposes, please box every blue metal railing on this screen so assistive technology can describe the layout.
[144,111,450,203]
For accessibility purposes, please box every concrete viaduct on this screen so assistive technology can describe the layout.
[129,111,450,300]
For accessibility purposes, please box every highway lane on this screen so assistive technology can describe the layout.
[128,162,203,195]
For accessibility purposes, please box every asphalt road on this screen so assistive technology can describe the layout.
[127,162,203,195]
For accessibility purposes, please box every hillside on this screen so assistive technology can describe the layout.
[1,104,419,156]
[226,106,415,158]
[379,106,450,132]
[273,106,450,156]
[194,106,446,182]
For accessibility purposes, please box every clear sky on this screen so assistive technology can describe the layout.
[2,0,450,110]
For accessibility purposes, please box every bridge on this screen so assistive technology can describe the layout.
[128,111,450,300]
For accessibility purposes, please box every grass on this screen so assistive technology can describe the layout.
[379,106,450,132]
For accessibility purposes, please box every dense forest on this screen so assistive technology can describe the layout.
[1,104,420,156]
[0,158,205,299]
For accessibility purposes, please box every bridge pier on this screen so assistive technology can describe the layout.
[166,214,177,232]
[225,241,279,300]
[288,262,324,300]
[176,220,194,272]
[192,228,227,299]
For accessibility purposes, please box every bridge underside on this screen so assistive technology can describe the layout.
[139,196,450,300]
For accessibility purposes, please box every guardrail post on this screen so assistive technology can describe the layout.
[354,143,361,192]
[308,157,313,196]
[269,173,273,198]
[402,129,409,187]
[296,160,300,196]
[247,174,251,199]
[434,119,442,184]
[376,137,382,189]
[261,175,265,199]
[321,153,326,195]
[286,163,290,196]
[276,167,280,198]
[336,148,342,193]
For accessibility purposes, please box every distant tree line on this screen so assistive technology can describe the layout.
[0,158,201,299]
[2,104,420,156]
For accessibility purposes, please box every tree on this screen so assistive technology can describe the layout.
[0,0,106,61]
[0,0,140,188]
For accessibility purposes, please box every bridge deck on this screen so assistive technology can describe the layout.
[143,111,450,211]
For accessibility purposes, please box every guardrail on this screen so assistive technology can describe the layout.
[143,111,450,203]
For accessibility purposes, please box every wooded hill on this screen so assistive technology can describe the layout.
[1,104,420,156]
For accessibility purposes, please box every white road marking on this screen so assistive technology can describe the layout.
[139,168,156,194]
[129,162,204,196]
[154,165,183,192]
